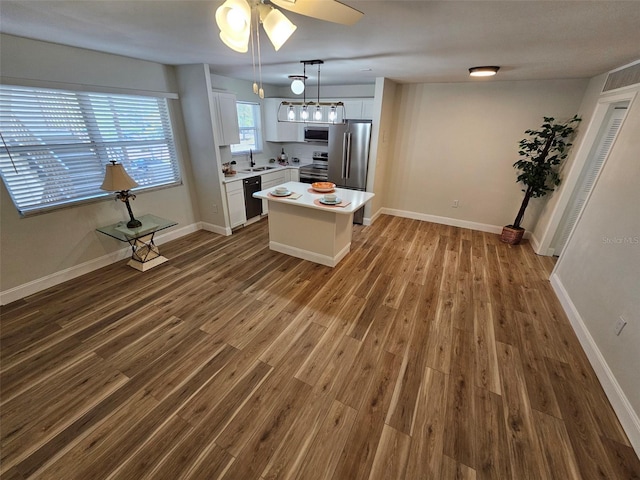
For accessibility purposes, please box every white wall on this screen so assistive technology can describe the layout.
[0,35,199,298]
[552,85,640,451]
[367,77,397,219]
[384,79,588,231]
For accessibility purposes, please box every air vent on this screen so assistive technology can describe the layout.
[602,62,640,92]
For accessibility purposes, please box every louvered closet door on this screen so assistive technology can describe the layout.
[551,102,628,256]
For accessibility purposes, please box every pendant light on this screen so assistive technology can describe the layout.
[278,60,345,124]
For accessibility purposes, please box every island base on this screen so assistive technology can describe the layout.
[269,241,351,267]
[267,202,354,267]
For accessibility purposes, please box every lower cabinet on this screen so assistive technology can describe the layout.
[260,170,287,214]
[225,180,246,228]
[225,168,300,230]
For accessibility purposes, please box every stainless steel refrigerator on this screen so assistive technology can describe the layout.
[328,119,372,224]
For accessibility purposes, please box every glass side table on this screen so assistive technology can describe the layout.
[97,214,177,271]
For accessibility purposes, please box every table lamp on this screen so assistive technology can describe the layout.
[100,161,142,228]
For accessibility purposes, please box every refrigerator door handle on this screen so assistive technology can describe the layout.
[341,132,348,179]
[344,133,352,179]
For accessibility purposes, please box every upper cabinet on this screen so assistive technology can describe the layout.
[343,99,374,120]
[263,96,374,142]
[211,91,240,146]
[264,98,302,142]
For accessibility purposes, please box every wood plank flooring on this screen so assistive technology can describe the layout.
[2,215,639,479]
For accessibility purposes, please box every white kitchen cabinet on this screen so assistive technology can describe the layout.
[212,91,240,146]
[264,98,302,142]
[260,170,288,214]
[225,180,246,228]
[289,168,299,182]
[361,99,374,119]
[343,100,363,120]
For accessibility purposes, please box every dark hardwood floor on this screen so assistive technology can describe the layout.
[1,215,639,479]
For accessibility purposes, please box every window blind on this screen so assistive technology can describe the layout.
[0,85,180,216]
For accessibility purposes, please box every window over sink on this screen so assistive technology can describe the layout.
[231,101,263,155]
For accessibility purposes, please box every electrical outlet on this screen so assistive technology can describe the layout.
[212,204,218,214]
[452,200,459,208]
[615,316,627,336]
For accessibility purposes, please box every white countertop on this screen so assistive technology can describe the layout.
[222,163,310,183]
[253,181,375,215]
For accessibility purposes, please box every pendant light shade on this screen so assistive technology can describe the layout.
[469,66,500,77]
[289,75,306,95]
[258,4,297,52]
[216,0,251,53]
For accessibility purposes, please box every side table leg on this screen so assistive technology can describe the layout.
[126,233,169,271]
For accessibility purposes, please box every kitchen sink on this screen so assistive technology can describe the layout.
[241,166,277,172]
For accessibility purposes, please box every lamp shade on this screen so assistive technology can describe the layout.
[216,0,251,53]
[258,5,297,51]
[101,162,138,191]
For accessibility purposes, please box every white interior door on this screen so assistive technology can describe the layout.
[550,102,628,256]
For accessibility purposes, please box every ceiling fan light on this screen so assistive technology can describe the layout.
[469,66,500,77]
[219,31,249,53]
[216,0,251,52]
[259,6,297,51]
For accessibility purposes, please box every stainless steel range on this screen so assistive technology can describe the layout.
[299,151,328,184]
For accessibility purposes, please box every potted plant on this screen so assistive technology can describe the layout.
[501,115,581,244]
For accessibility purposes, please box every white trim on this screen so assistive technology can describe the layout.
[0,222,200,305]
[269,241,350,268]
[550,273,640,455]
[200,222,232,236]
[380,207,532,238]
[0,76,179,99]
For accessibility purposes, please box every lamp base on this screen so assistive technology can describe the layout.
[127,218,142,229]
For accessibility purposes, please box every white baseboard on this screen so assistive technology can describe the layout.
[201,222,231,236]
[269,241,350,268]
[550,273,640,456]
[381,208,509,235]
[0,222,201,305]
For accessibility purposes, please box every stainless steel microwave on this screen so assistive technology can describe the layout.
[304,126,329,143]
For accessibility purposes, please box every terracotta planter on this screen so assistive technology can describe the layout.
[500,225,525,245]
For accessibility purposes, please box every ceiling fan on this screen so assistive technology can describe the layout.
[268,0,364,26]
[216,0,363,54]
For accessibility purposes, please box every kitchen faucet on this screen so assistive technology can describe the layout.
[249,149,255,168]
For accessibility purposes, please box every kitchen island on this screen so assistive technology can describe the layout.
[253,181,375,267]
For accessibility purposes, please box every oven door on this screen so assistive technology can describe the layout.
[299,169,329,184]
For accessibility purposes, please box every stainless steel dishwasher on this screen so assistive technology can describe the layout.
[243,176,262,220]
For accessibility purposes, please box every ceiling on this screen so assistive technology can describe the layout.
[2,1,640,87]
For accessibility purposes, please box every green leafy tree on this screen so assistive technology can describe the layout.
[510,115,581,229]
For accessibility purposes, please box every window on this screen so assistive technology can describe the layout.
[230,101,262,155]
[0,85,180,216]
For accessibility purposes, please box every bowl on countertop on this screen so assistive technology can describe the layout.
[311,182,336,193]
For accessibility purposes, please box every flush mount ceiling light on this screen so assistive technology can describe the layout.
[279,60,345,124]
[289,75,307,95]
[469,66,500,77]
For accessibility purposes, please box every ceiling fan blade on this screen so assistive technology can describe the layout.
[269,0,364,26]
